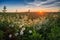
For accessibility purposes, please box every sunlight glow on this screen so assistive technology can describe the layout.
[37,10,46,16]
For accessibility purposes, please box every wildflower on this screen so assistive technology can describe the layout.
[29,30,32,33]
[9,34,12,38]
[20,31,24,35]
[9,24,14,27]
[22,27,25,31]
[15,33,19,36]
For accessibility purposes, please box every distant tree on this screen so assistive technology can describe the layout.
[16,10,18,13]
[2,6,7,13]
[28,9,30,12]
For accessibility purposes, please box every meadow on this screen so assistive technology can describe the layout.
[0,12,60,40]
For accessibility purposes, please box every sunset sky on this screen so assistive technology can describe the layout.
[0,0,60,12]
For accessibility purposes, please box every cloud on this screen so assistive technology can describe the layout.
[25,0,55,6]
[42,1,55,5]
[54,2,60,7]
[56,0,60,2]
[25,0,60,8]
[41,0,60,8]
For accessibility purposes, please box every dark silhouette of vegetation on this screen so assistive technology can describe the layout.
[2,6,7,13]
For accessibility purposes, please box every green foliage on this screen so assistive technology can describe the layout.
[0,12,60,40]
[0,30,4,40]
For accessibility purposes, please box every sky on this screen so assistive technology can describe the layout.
[0,0,60,12]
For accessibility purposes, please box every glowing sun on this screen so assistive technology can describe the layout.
[37,11,46,16]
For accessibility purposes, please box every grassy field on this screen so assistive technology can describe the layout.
[0,12,60,40]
